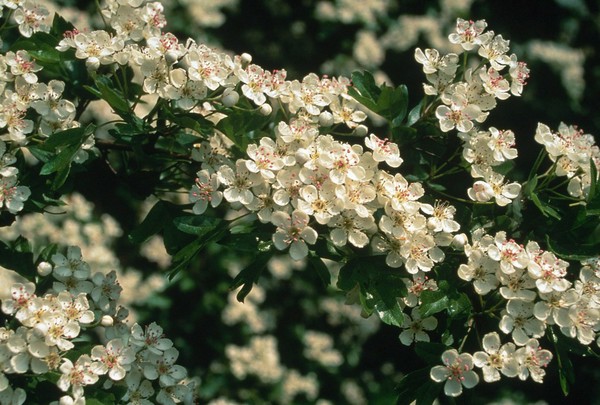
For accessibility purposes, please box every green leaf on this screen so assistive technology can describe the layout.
[164,110,215,137]
[337,256,407,326]
[0,240,35,281]
[216,108,270,152]
[546,235,600,261]
[348,71,380,111]
[230,252,271,302]
[415,342,447,364]
[586,159,598,203]
[11,32,61,64]
[89,75,131,116]
[36,125,96,189]
[173,215,223,236]
[419,290,450,317]
[395,367,442,405]
[307,254,331,287]
[550,327,576,396]
[129,200,176,244]
[374,299,404,327]
[529,190,561,220]
[407,99,424,126]
[348,71,409,125]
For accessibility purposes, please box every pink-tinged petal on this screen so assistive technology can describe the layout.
[273,232,290,251]
[271,211,291,228]
[300,227,318,245]
[399,330,414,346]
[441,349,459,365]
[482,332,500,353]
[430,365,449,382]
[444,379,463,397]
[462,370,479,388]
[289,240,308,260]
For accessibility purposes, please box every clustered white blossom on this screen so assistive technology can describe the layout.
[535,122,600,199]
[0,247,195,404]
[415,18,530,207]
[432,227,600,396]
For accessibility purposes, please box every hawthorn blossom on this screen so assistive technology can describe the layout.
[130,322,174,355]
[473,332,518,382]
[515,339,552,383]
[435,98,482,133]
[57,355,98,397]
[271,210,318,260]
[364,134,402,168]
[499,300,545,345]
[189,170,222,215]
[430,349,479,397]
[468,172,521,206]
[398,308,438,345]
[91,338,136,380]
[449,18,488,50]
[414,48,459,76]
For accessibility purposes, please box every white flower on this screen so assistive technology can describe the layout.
[414,48,459,76]
[487,232,529,274]
[515,339,552,383]
[457,249,500,295]
[57,355,99,398]
[499,300,545,345]
[271,210,318,260]
[51,247,90,281]
[364,134,402,168]
[91,338,136,380]
[130,322,173,355]
[189,170,222,215]
[0,176,30,213]
[430,349,479,397]
[449,18,488,51]
[142,347,187,386]
[398,308,438,345]
[217,160,263,205]
[473,332,518,382]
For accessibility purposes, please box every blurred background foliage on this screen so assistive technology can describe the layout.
[6,0,600,403]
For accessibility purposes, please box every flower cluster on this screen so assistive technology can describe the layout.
[535,122,600,199]
[416,18,530,206]
[0,247,195,404]
[0,140,29,214]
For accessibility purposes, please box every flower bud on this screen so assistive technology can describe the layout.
[37,261,52,276]
[240,52,252,67]
[221,88,239,107]
[353,124,368,137]
[319,111,334,127]
[451,233,468,250]
[101,315,114,327]
[258,103,272,116]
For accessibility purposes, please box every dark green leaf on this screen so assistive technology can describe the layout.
[374,299,404,327]
[587,158,599,203]
[307,254,331,287]
[414,342,447,364]
[230,252,271,302]
[93,75,131,116]
[0,240,35,281]
[173,215,223,236]
[11,32,61,64]
[419,290,450,317]
[128,200,176,244]
[529,190,561,220]
[546,235,600,260]
[407,99,425,126]
[550,327,576,396]
[337,256,407,326]
[395,367,442,405]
